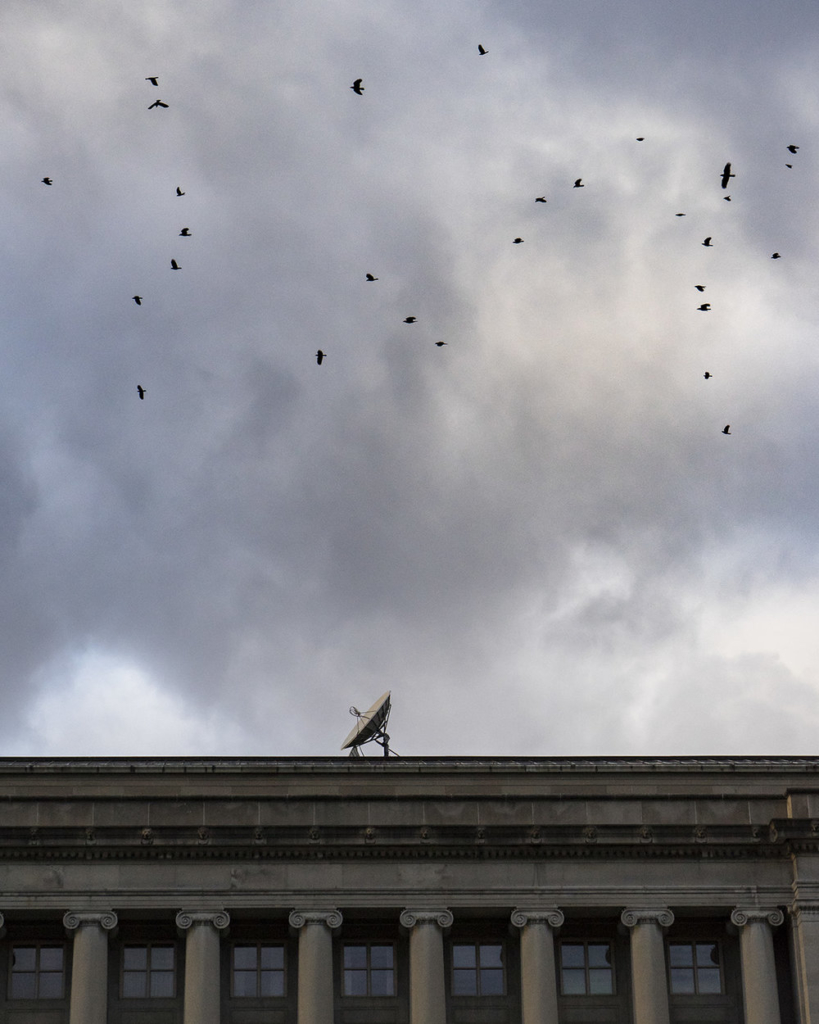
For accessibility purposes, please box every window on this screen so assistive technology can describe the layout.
[122,945,175,998]
[232,944,286,997]
[668,942,722,994]
[560,942,615,995]
[10,946,65,999]
[343,944,395,996]
[451,943,504,996]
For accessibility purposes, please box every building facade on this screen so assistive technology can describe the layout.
[0,755,818,1024]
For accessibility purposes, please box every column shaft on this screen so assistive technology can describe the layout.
[289,909,341,1024]
[183,923,222,1024]
[732,909,783,1024]
[400,909,451,1024]
[68,923,109,1024]
[622,909,673,1024]
[512,909,563,1024]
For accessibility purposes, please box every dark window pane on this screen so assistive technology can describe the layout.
[11,973,37,999]
[260,970,285,997]
[344,970,368,996]
[370,945,394,969]
[698,968,722,994]
[12,948,37,972]
[453,969,477,995]
[39,948,63,971]
[480,945,503,968]
[669,944,693,967]
[124,947,148,970]
[452,945,476,968]
[150,971,175,998]
[370,969,395,996]
[670,968,695,993]
[589,968,613,994]
[480,968,504,995]
[344,946,367,969]
[696,943,719,967]
[38,973,63,999]
[562,968,586,995]
[234,946,257,970]
[588,944,611,968]
[151,947,174,970]
[122,972,146,998]
[561,944,585,968]
[260,946,284,970]
[233,970,257,997]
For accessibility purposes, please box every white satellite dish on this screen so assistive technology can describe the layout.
[341,691,393,756]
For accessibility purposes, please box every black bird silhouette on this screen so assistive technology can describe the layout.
[535,196,547,203]
[720,162,734,188]
[403,317,417,323]
[722,425,731,434]
[573,178,584,188]
[785,163,793,169]
[41,177,52,185]
[724,195,732,201]
[316,350,326,365]
[176,187,185,196]
[351,79,364,94]
[137,385,146,399]
[675,213,686,217]
[771,252,781,259]
[133,295,142,305]
[365,273,378,281]
[435,341,447,347]
[702,237,713,247]
[704,372,712,379]
[695,285,706,291]
[697,303,711,311]
[145,77,158,86]
[148,99,169,109]
[179,228,191,236]
[478,44,488,55]
[513,237,524,244]
[787,145,799,154]
[636,137,645,141]
[171,259,180,270]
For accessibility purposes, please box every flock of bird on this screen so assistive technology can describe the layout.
[38,56,802,435]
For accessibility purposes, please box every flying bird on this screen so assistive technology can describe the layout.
[723,195,732,201]
[171,259,180,270]
[148,100,169,109]
[697,303,711,311]
[702,237,713,247]
[722,425,731,434]
[132,295,142,305]
[636,137,645,141]
[704,372,712,379]
[137,385,146,399]
[720,162,734,188]
[365,273,378,281]
[351,79,364,94]
[513,237,524,243]
[145,77,159,86]
[785,163,793,169]
[771,252,781,259]
[535,196,547,203]
[675,213,686,217]
[573,178,585,188]
[179,228,191,236]
[41,177,52,185]
[435,341,447,346]
[316,350,326,365]
[176,187,185,196]
[478,44,488,55]
[787,145,799,154]
[403,317,417,323]
[695,285,706,291]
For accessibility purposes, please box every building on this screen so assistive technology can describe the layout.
[0,755,818,1024]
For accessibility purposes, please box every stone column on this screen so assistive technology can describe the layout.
[176,910,230,1024]
[289,909,343,1024]
[399,908,453,1024]
[63,911,118,1024]
[511,908,564,1024]
[621,908,674,1024]
[792,903,819,1024]
[730,908,784,1024]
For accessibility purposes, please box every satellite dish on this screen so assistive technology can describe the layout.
[341,691,393,756]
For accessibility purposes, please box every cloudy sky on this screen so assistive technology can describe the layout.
[1,0,818,758]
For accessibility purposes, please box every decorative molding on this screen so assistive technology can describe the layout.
[400,908,454,929]
[730,907,784,928]
[288,909,343,929]
[621,908,675,929]
[175,910,230,930]
[792,903,819,924]
[63,910,118,931]
[511,908,564,929]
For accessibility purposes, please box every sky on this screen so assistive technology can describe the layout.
[1,0,818,758]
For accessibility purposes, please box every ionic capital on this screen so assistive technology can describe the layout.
[621,907,675,929]
[288,909,343,930]
[399,908,454,929]
[175,909,230,931]
[730,907,784,929]
[511,907,564,929]
[63,910,118,931]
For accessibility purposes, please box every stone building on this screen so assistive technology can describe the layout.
[0,755,817,1024]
